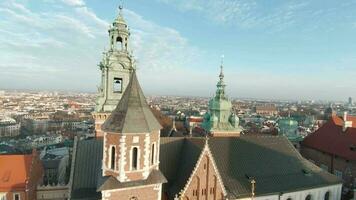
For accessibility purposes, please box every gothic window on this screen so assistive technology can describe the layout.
[110,146,115,170]
[113,77,123,93]
[132,147,138,170]
[324,191,330,200]
[151,143,155,165]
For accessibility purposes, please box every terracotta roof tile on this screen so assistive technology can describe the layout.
[0,154,33,190]
[303,115,356,160]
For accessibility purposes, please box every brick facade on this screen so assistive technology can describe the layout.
[181,149,225,200]
[103,131,160,181]
[301,146,356,187]
[92,112,110,138]
[102,184,161,200]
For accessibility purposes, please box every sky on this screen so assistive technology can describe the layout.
[1,0,356,101]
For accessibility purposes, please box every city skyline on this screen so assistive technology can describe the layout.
[1,0,356,101]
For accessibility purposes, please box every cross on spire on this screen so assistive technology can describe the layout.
[219,55,224,81]
[118,0,124,15]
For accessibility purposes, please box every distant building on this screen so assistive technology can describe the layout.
[324,104,336,120]
[255,104,278,116]
[277,117,304,149]
[0,117,21,137]
[185,116,203,131]
[0,150,44,200]
[92,7,135,138]
[201,65,242,137]
[301,113,356,193]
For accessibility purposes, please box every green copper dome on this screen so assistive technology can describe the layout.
[202,63,242,135]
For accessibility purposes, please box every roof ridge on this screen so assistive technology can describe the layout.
[135,73,151,132]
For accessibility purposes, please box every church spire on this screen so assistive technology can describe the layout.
[219,55,224,81]
[216,56,226,99]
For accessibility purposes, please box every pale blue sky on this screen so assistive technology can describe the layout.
[1,0,356,100]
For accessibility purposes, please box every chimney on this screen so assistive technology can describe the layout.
[343,112,353,132]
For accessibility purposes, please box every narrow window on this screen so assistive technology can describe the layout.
[113,77,123,93]
[132,147,138,170]
[151,143,155,165]
[324,191,330,200]
[116,36,123,50]
[305,194,312,200]
[110,146,115,170]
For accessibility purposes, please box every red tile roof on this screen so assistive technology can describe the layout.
[0,154,33,191]
[302,115,356,160]
[188,117,203,123]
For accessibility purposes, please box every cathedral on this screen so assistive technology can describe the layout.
[69,7,343,200]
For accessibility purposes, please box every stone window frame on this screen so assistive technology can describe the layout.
[305,194,312,200]
[324,191,331,200]
[151,142,156,165]
[0,193,7,200]
[108,145,117,171]
[130,145,140,171]
[13,193,20,200]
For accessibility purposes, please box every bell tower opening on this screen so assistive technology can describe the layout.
[113,77,123,93]
[116,36,123,50]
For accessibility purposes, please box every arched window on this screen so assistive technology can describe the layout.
[110,146,115,170]
[305,194,312,200]
[324,191,330,200]
[116,36,123,50]
[132,147,138,170]
[151,143,155,165]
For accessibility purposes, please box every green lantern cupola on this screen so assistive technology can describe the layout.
[202,59,243,137]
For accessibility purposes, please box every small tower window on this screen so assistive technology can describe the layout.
[110,146,115,170]
[151,143,155,165]
[116,36,123,50]
[132,147,138,170]
[324,191,330,200]
[113,77,123,93]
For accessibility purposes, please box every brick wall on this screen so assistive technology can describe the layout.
[103,131,160,181]
[103,184,160,200]
[301,146,356,187]
[182,151,224,200]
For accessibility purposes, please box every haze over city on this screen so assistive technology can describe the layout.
[1,0,356,100]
